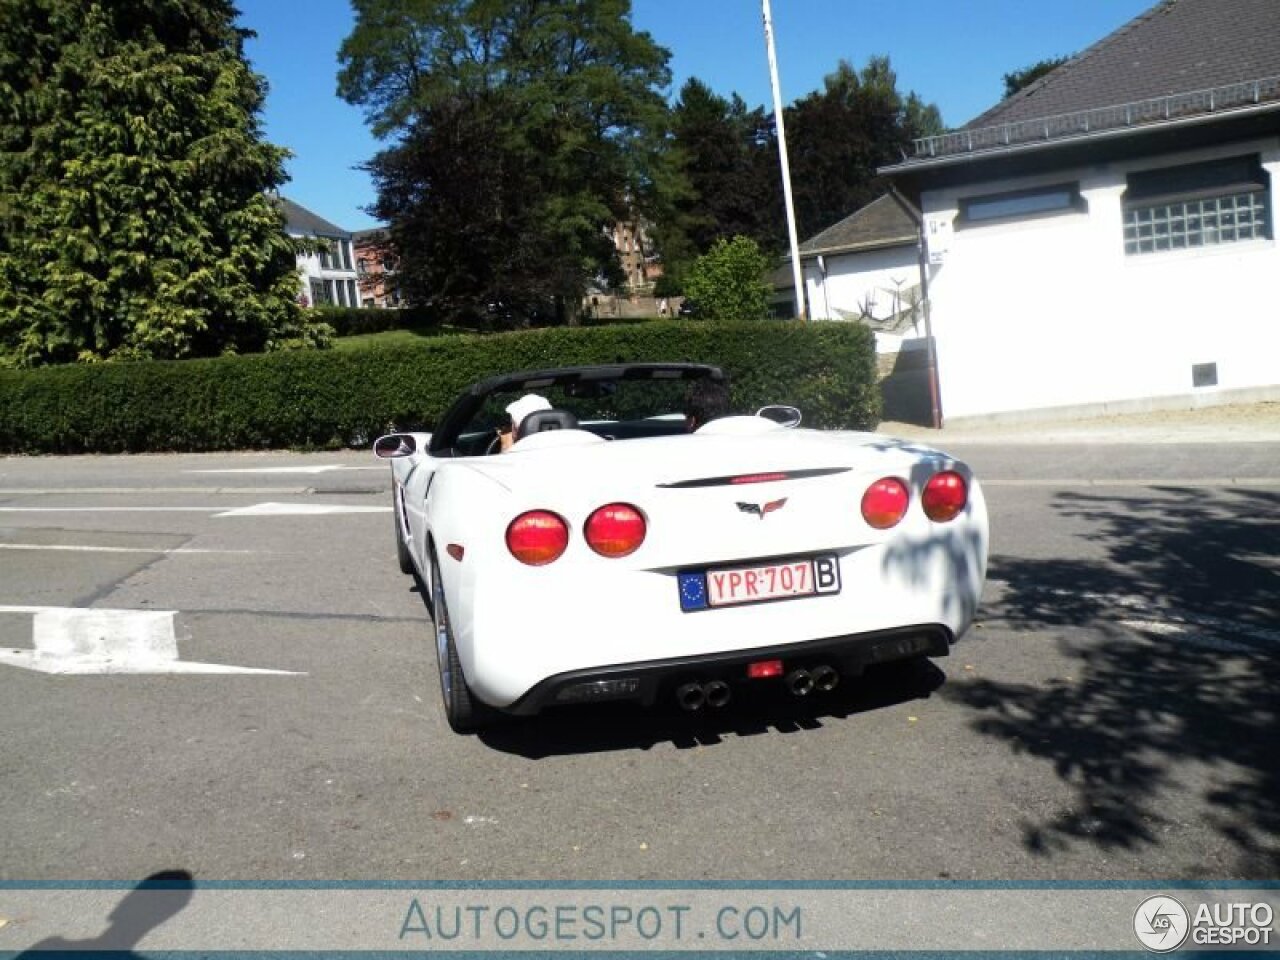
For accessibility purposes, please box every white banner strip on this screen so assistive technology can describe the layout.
[0,887,1275,953]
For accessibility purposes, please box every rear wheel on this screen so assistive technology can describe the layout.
[430,550,493,733]
[393,490,414,574]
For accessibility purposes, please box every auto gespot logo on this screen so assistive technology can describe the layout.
[1134,895,1275,951]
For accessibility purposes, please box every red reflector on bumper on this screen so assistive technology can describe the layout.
[748,659,784,679]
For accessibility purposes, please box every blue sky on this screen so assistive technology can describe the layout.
[238,0,1154,232]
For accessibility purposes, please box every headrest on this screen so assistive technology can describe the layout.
[518,408,579,436]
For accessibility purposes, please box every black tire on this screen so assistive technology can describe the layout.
[430,550,493,733]
[394,491,414,575]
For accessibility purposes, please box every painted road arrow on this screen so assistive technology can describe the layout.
[0,606,305,676]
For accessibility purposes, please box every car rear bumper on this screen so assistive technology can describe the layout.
[502,623,952,715]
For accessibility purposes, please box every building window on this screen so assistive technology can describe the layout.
[1123,156,1270,256]
[960,183,1082,224]
[309,278,326,306]
[357,257,368,275]
[1124,193,1268,254]
[341,240,353,271]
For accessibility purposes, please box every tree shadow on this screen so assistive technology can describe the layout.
[15,870,194,957]
[944,486,1280,875]
[479,658,945,758]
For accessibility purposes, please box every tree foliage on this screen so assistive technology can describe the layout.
[682,235,772,323]
[783,56,942,239]
[338,0,675,325]
[1002,56,1071,99]
[657,78,782,280]
[656,55,943,275]
[0,0,321,366]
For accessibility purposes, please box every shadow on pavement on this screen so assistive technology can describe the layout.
[479,658,945,758]
[945,486,1280,875]
[15,869,194,958]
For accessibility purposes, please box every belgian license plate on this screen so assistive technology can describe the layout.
[702,555,841,608]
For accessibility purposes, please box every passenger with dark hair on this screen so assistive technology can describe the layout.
[684,378,731,432]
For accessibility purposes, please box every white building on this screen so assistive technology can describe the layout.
[280,197,360,309]
[791,192,924,353]
[882,0,1280,423]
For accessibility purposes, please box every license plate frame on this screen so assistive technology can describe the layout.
[678,554,841,612]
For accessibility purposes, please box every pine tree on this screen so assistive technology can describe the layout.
[785,57,943,237]
[663,78,784,264]
[0,0,324,365]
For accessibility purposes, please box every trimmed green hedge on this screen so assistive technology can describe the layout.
[0,320,879,453]
[312,306,437,337]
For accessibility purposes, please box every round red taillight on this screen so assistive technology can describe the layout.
[584,503,646,558]
[922,470,968,522]
[506,510,569,565]
[861,477,909,529]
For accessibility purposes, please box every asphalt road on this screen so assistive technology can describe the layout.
[0,443,1276,881]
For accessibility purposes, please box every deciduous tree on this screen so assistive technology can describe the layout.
[339,0,676,324]
[682,235,772,323]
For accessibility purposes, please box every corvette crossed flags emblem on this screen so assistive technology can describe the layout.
[736,497,788,519]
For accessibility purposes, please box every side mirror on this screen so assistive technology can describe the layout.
[756,405,803,428]
[373,434,417,459]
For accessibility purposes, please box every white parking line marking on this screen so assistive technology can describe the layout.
[0,502,389,517]
[0,606,304,676]
[0,507,224,513]
[213,502,391,517]
[0,544,254,555]
[187,466,383,475]
[0,487,310,495]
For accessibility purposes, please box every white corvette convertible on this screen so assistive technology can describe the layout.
[375,363,988,732]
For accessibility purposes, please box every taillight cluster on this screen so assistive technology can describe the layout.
[506,503,646,566]
[860,470,968,529]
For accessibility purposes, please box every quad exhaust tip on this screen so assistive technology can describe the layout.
[676,680,733,710]
[678,666,838,709]
[704,680,732,708]
[675,682,706,711]
[812,664,840,692]
[785,668,815,696]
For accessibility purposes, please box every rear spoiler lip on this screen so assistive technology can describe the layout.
[656,467,851,489]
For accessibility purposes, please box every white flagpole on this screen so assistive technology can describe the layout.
[762,0,807,320]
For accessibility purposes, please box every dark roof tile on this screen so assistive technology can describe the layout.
[279,197,350,238]
[797,193,919,255]
[967,0,1280,129]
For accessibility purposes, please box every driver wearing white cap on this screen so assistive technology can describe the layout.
[497,393,552,452]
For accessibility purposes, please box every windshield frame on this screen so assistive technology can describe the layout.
[427,363,726,457]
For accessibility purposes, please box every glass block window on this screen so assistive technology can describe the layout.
[1124,190,1269,255]
[1123,155,1270,256]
